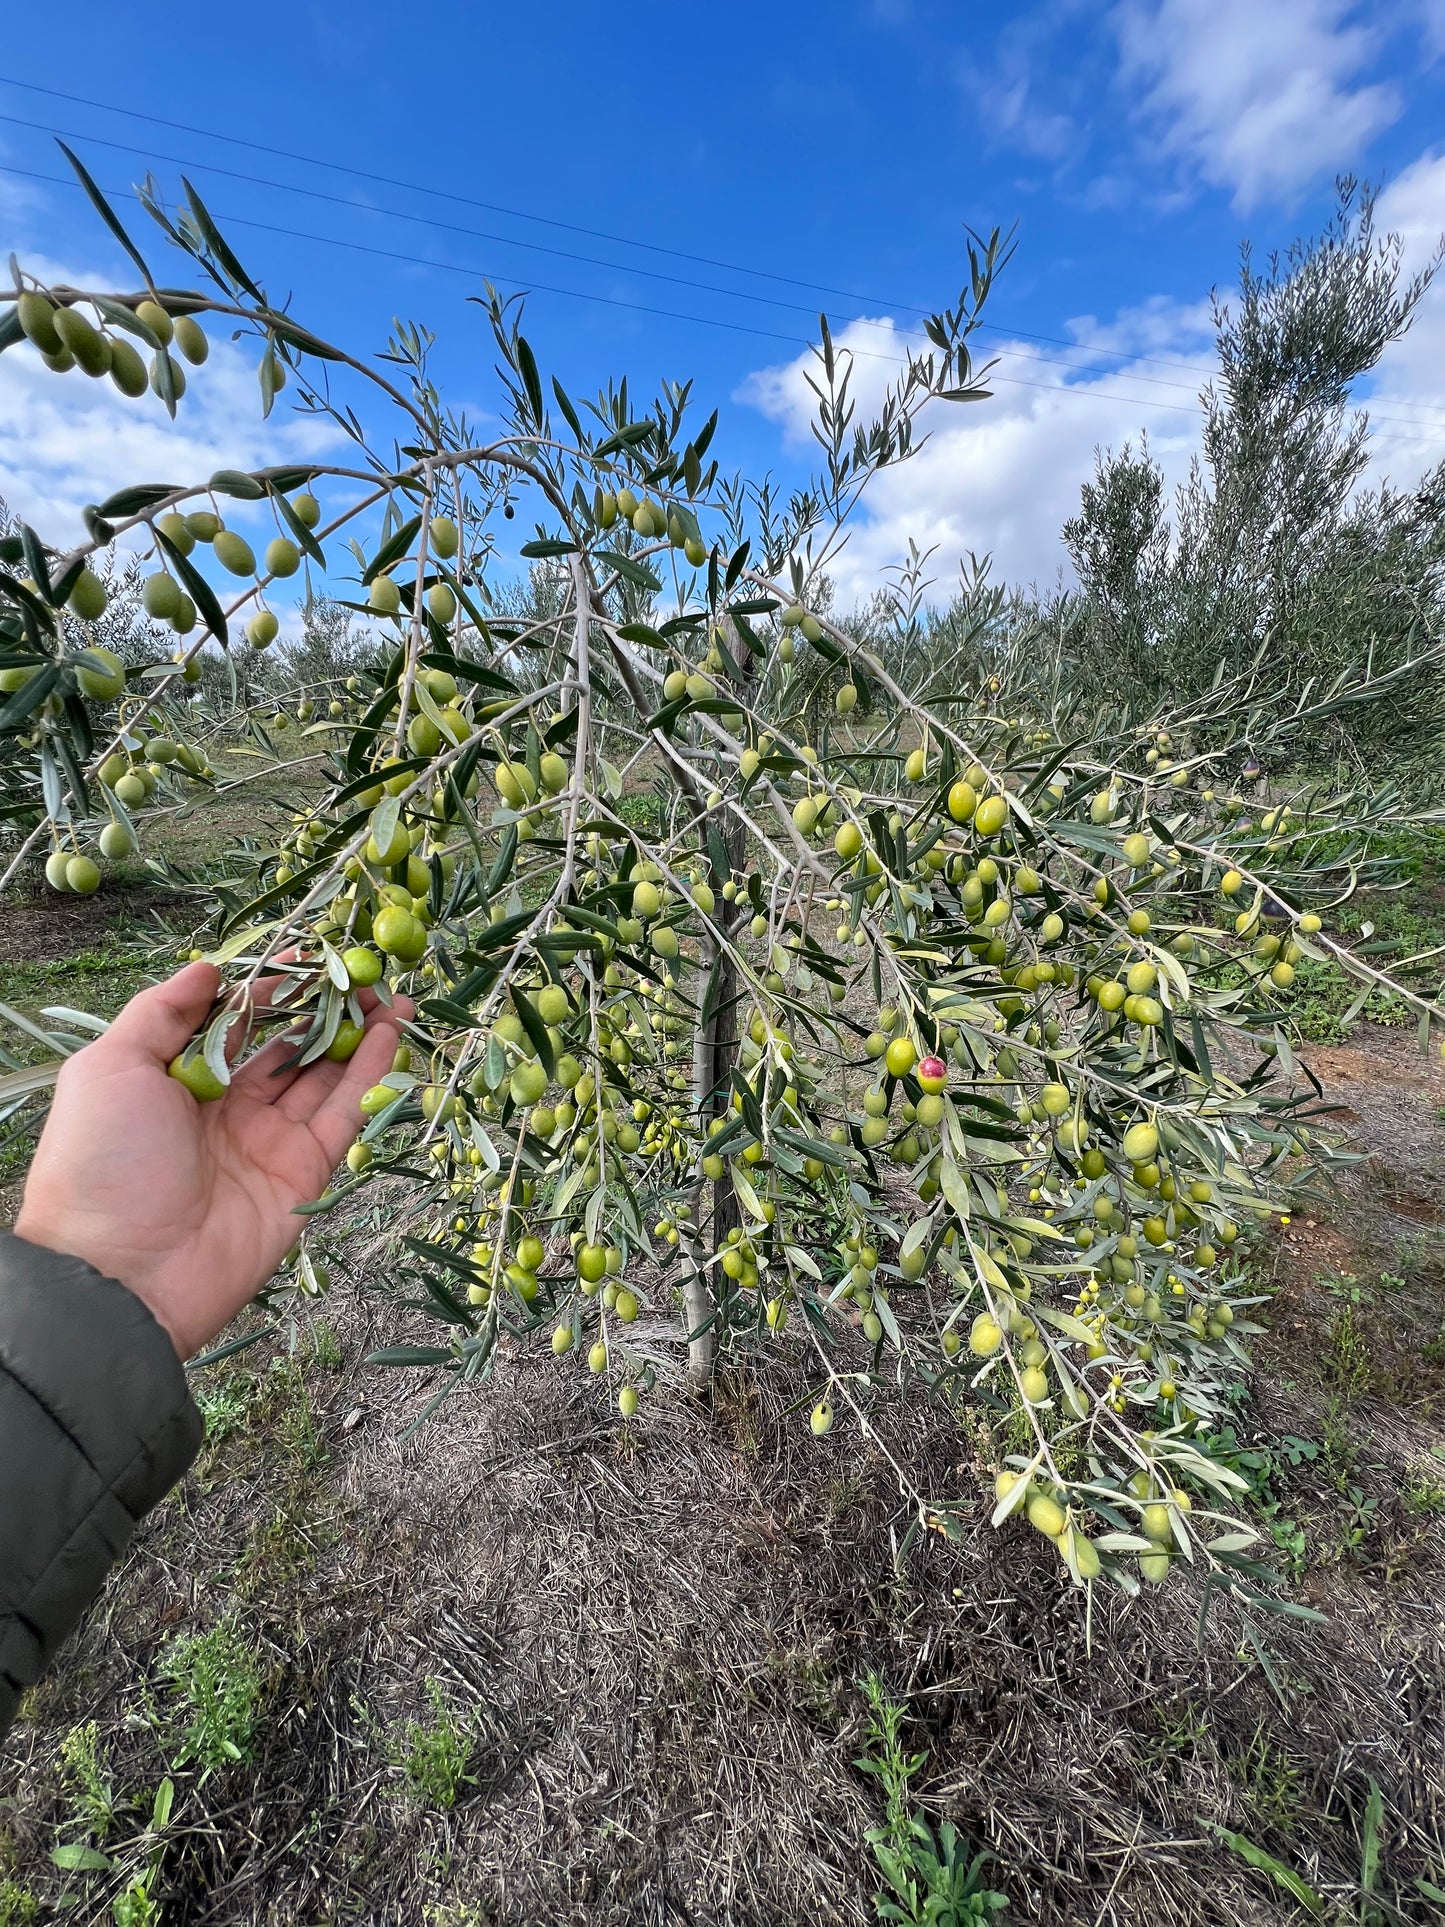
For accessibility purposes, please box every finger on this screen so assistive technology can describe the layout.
[293,1012,406,1167]
[231,983,411,1100]
[103,961,222,1066]
[222,965,314,1059]
[270,1002,403,1126]
[229,1029,311,1098]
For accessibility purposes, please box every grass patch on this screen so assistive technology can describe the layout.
[0,1878,40,1926]
[1287,826,1445,1041]
[856,1672,1009,1924]
[1196,1404,1319,1579]
[0,946,151,1014]
[397,1680,477,1810]
[58,1721,117,1838]
[1224,1722,1303,1833]
[158,1614,266,1772]
[192,1356,327,1480]
[1324,1299,1374,1400]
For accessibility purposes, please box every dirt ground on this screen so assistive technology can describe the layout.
[2,886,1444,1923]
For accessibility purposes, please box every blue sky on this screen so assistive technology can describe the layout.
[2,0,1444,604]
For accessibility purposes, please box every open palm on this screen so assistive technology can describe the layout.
[16,961,409,1358]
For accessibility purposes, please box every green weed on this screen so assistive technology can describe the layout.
[1197,1423,1317,1579]
[1332,1487,1381,1564]
[1321,1396,1362,1488]
[1209,1776,1445,1923]
[309,1319,344,1371]
[269,1359,325,1469]
[398,1680,476,1811]
[0,1879,39,1926]
[193,1374,254,1446]
[158,1616,265,1771]
[49,1777,175,1926]
[58,1721,116,1837]
[1225,1722,1302,1831]
[855,1672,1007,1925]
[1402,1472,1445,1514]
[193,1356,326,1473]
[1325,1300,1373,1400]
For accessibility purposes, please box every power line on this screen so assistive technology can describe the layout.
[0,74,930,312]
[0,159,1215,418]
[6,77,1443,435]
[0,107,1229,403]
[5,154,1444,448]
[0,114,1242,406]
[0,71,1273,389]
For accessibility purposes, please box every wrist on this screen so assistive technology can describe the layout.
[12,1208,187,1360]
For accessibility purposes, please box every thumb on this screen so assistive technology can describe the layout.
[103,961,223,1066]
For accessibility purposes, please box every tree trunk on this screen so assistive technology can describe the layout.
[683,617,754,1385]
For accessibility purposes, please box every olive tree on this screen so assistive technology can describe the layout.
[1061,181,1445,772]
[3,156,1440,1605]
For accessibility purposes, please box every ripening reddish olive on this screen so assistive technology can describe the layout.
[917,1055,947,1094]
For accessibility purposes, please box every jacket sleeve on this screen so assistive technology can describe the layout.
[0,1231,202,1740]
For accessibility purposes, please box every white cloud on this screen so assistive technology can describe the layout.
[1372,147,1445,280]
[1363,151,1445,486]
[1113,0,1399,209]
[0,308,339,545]
[737,307,1213,601]
[954,9,1081,165]
[738,144,1445,608]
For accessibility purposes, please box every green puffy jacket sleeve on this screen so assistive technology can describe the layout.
[0,1231,202,1739]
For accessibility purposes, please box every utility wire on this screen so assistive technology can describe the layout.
[4,154,1444,450]
[0,107,1225,402]
[0,75,934,311]
[0,160,1213,417]
[0,71,1285,388]
[5,79,1443,434]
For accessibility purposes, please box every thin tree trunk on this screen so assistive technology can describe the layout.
[685,964,719,1382]
[683,616,754,1384]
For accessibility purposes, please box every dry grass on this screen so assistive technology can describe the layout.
[3,1198,1444,1927]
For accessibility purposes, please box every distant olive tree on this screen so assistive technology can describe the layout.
[1061,180,1445,775]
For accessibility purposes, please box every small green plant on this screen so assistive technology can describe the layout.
[309,1318,344,1371]
[1403,1472,1445,1515]
[159,1617,264,1771]
[48,1780,174,1926]
[193,1357,326,1471]
[855,1673,1007,1925]
[1333,1486,1381,1564]
[1225,1723,1302,1831]
[1198,1424,1317,1579]
[1208,1778,1445,1923]
[193,1373,255,1446]
[1325,1299,1373,1400]
[1143,1698,1211,1767]
[0,1878,39,1926]
[1268,1515,1309,1579]
[398,1680,476,1811]
[269,1359,325,1470]
[1321,1397,1362,1488]
[59,1721,116,1837]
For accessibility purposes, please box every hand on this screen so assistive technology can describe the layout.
[15,960,411,1359]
